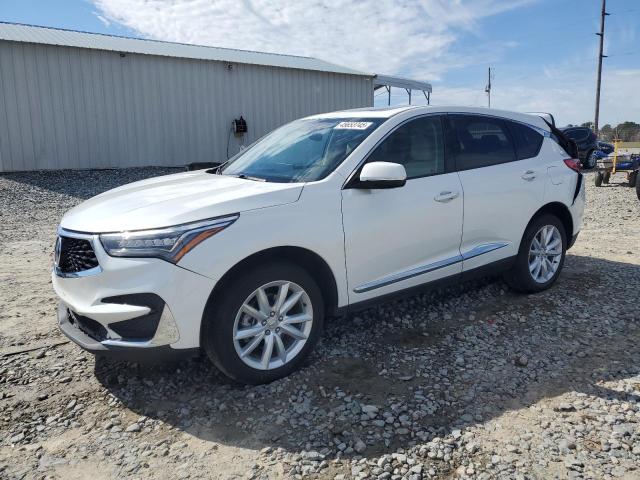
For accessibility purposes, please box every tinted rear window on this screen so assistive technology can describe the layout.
[450,115,517,170]
[508,121,544,160]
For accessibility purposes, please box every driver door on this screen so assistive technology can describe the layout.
[341,115,464,303]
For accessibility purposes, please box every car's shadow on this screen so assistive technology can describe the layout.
[94,254,640,456]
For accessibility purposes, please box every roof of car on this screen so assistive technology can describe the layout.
[309,106,550,130]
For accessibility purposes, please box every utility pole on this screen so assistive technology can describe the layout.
[594,0,609,135]
[485,67,492,108]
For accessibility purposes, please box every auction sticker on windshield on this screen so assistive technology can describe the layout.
[335,121,373,130]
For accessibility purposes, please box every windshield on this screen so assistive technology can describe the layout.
[220,117,384,183]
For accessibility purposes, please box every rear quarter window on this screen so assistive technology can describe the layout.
[507,121,544,160]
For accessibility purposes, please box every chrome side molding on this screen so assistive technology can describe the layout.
[353,242,509,293]
[461,242,509,260]
[354,254,462,293]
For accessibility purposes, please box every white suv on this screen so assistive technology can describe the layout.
[53,106,585,384]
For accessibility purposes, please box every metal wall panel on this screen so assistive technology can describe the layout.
[0,41,374,171]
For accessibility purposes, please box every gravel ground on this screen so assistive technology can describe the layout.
[0,168,639,480]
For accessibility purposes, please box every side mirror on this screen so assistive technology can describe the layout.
[356,162,407,189]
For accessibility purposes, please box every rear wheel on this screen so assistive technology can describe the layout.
[603,172,611,184]
[628,171,637,188]
[594,171,604,187]
[636,174,640,200]
[585,150,597,169]
[504,214,566,294]
[202,262,324,384]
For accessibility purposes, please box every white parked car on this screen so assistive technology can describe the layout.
[53,106,585,384]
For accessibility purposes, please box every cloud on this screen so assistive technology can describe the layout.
[91,0,533,79]
[91,0,637,125]
[93,12,111,27]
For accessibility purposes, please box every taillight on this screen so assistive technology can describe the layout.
[563,158,581,172]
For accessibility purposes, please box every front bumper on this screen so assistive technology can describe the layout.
[52,229,216,357]
[58,304,198,362]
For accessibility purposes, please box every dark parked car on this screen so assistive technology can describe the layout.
[560,126,597,168]
[597,140,614,155]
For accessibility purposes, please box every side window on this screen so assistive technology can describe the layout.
[367,116,445,179]
[508,121,544,160]
[450,115,516,170]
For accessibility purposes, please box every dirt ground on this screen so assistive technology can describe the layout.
[0,168,639,480]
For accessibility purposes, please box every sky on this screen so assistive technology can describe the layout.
[1,0,638,126]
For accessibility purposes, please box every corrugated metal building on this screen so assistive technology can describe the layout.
[0,23,375,172]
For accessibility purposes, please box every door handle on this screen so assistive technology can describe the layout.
[521,170,537,181]
[434,191,459,203]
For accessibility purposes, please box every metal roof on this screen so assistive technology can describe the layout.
[0,22,371,77]
[374,74,432,93]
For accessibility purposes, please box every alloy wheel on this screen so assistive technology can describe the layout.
[232,280,313,370]
[528,225,562,284]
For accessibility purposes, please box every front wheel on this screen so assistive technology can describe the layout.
[628,171,637,188]
[603,172,611,184]
[585,150,597,169]
[202,262,324,384]
[504,214,566,293]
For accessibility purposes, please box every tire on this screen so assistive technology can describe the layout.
[636,175,640,200]
[201,262,324,384]
[594,171,603,187]
[603,172,611,184]
[585,150,597,170]
[504,214,567,294]
[628,171,637,188]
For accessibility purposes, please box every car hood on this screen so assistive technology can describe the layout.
[60,171,303,232]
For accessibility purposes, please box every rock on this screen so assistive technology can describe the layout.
[301,451,324,462]
[361,405,379,415]
[515,355,528,367]
[125,423,141,433]
[353,438,366,454]
[556,402,576,412]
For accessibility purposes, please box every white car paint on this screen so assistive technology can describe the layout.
[61,170,303,232]
[53,105,585,359]
[341,171,464,301]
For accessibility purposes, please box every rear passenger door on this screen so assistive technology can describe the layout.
[448,114,545,272]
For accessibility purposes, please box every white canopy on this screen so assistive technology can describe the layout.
[374,74,432,105]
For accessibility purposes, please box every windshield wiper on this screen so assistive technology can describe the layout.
[231,174,266,182]
[214,160,229,174]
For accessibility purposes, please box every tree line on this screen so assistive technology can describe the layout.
[569,121,640,142]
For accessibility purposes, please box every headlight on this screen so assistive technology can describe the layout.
[99,214,238,263]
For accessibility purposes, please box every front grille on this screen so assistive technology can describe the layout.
[57,236,99,273]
